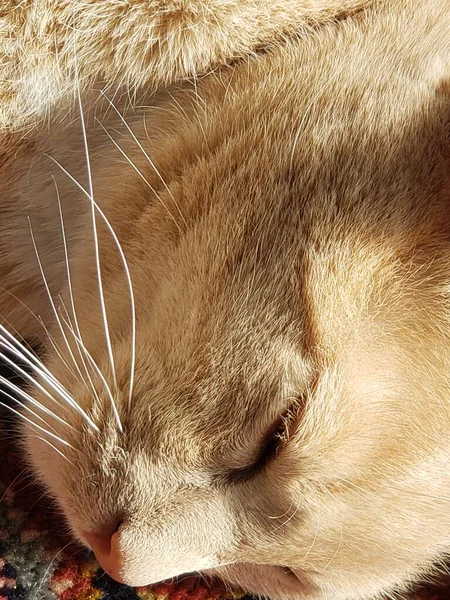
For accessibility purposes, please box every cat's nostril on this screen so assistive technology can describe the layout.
[82,518,123,559]
[83,521,125,583]
[111,518,123,535]
[84,529,113,557]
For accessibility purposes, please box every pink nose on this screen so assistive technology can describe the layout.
[83,522,125,583]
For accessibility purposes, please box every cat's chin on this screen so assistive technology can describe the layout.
[207,563,317,599]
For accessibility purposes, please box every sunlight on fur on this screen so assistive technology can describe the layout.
[0,0,449,599]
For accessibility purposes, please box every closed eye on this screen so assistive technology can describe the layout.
[225,397,305,484]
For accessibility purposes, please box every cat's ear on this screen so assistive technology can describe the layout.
[0,0,370,131]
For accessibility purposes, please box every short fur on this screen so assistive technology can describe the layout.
[0,1,450,599]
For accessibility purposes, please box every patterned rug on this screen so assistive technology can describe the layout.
[1,362,450,600]
[0,428,240,600]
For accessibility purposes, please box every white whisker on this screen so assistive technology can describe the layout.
[0,386,57,430]
[320,524,344,574]
[35,436,76,465]
[268,500,295,520]
[0,351,80,431]
[0,468,30,504]
[0,401,74,448]
[26,218,99,432]
[58,308,122,430]
[303,514,321,562]
[82,205,136,409]
[27,219,86,378]
[63,188,135,409]
[75,71,118,393]
[0,324,50,376]
[53,176,102,404]
[270,505,299,534]
[37,540,75,593]
[0,372,72,432]
[0,315,41,359]
[0,327,83,416]
[0,323,78,396]
[46,155,133,430]
[11,475,40,498]
[57,295,101,406]
[100,92,188,229]
[37,316,78,378]
[95,118,182,233]
[0,287,76,377]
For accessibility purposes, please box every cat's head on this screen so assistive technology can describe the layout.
[18,14,450,594]
[21,130,450,600]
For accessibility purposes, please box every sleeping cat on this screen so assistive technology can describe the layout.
[0,0,449,599]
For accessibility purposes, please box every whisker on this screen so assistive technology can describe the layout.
[100,92,188,229]
[58,308,122,429]
[270,505,299,535]
[38,540,75,592]
[0,379,61,432]
[26,218,86,375]
[53,176,102,403]
[63,194,135,409]
[80,206,137,409]
[36,436,76,465]
[0,287,75,375]
[37,317,78,379]
[0,469,36,502]
[319,523,344,574]
[10,477,42,498]
[0,346,71,409]
[46,156,133,430]
[0,338,94,431]
[302,514,321,561]
[95,118,182,233]
[75,71,118,393]
[27,218,99,431]
[0,401,74,448]
[268,500,295,520]
[0,324,74,394]
[0,315,41,359]
[57,296,101,406]
[35,315,79,380]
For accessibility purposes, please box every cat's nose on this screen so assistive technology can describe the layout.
[83,521,125,583]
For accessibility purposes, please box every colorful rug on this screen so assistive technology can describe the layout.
[1,361,450,600]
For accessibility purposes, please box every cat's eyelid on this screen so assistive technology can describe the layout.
[224,395,306,484]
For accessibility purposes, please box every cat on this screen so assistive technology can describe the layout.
[0,0,370,130]
[0,0,449,599]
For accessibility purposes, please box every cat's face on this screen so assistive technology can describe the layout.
[13,1,450,589]
[20,136,450,600]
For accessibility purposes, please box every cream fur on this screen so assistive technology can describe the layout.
[0,0,370,131]
[0,1,450,599]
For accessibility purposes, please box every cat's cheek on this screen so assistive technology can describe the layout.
[210,563,318,600]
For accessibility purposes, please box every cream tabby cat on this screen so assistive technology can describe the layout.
[0,1,449,599]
